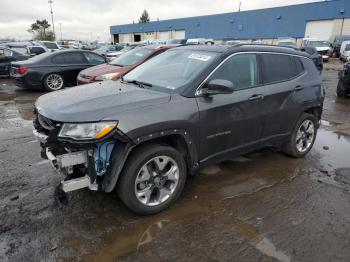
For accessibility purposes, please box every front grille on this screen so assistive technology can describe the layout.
[318,50,329,56]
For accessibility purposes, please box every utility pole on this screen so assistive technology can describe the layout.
[48,0,55,39]
[59,22,62,40]
[238,1,241,12]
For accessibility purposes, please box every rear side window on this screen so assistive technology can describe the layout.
[62,52,86,64]
[52,54,65,64]
[261,54,303,84]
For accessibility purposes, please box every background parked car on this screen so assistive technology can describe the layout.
[28,46,47,56]
[302,38,331,62]
[276,38,297,47]
[40,41,61,51]
[11,50,106,91]
[0,46,30,77]
[300,46,323,72]
[105,45,135,61]
[94,44,124,57]
[337,62,350,97]
[2,43,31,56]
[224,40,242,46]
[167,39,187,44]
[340,41,350,62]
[77,45,174,84]
[332,35,350,57]
[186,38,207,45]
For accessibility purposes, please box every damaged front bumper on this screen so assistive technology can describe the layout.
[33,129,114,193]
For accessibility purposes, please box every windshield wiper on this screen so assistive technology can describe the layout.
[124,79,152,88]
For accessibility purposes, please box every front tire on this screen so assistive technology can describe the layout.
[117,144,187,215]
[43,73,65,91]
[283,113,317,158]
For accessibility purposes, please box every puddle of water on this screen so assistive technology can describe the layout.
[313,128,350,171]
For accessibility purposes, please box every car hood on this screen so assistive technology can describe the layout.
[35,80,171,122]
[79,63,130,77]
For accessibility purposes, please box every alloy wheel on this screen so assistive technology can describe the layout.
[296,119,315,153]
[134,156,180,206]
[46,74,64,90]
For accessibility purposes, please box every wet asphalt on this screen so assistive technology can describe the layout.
[0,60,350,262]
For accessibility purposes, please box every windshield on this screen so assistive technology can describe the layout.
[11,47,29,55]
[307,41,330,47]
[43,42,59,49]
[123,49,218,91]
[110,47,152,66]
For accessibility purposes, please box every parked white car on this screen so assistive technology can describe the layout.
[302,38,331,62]
[186,38,207,45]
[340,40,350,62]
[277,38,297,47]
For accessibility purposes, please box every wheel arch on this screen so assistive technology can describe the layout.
[102,130,199,193]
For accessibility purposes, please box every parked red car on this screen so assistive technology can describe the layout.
[77,45,175,84]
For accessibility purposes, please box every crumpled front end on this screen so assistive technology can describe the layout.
[33,110,118,194]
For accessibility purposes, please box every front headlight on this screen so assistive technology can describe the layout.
[58,122,117,140]
[95,72,120,81]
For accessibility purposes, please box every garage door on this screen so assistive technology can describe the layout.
[174,30,185,39]
[305,20,334,40]
[342,19,350,35]
[158,31,170,40]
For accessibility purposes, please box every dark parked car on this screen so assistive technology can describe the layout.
[0,46,30,76]
[28,46,47,56]
[33,45,324,214]
[300,46,323,72]
[337,62,350,97]
[332,35,350,57]
[11,50,106,91]
[77,45,175,84]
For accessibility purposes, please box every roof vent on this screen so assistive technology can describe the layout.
[340,9,345,14]
[276,15,282,20]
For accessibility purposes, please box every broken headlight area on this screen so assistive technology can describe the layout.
[33,112,118,193]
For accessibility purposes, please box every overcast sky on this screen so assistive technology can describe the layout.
[0,0,320,41]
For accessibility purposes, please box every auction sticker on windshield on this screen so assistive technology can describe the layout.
[188,53,212,61]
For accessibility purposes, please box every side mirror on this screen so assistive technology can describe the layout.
[200,79,234,96]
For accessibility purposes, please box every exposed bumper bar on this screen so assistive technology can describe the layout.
[33,129,48,143]
[61,175,95,192]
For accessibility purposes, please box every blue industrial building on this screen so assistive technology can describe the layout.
[110,0,350,43]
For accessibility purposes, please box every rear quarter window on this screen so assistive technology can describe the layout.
[52,54,65,64]
[261,54,303,84]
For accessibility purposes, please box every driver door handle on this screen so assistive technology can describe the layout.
[294,85,304,91]
[248,94,264,101]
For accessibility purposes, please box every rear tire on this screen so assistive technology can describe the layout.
[283,113,317,158]
[337,80,347,98]
[117,144,187,215]
[43,73,65,92]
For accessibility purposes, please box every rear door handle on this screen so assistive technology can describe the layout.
[248,94,264,101]
[294,85,304,91]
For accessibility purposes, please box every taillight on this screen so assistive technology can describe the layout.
[16,66,28,74]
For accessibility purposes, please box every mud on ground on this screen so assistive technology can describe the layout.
[0,60,350,262]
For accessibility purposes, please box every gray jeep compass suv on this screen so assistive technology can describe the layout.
[33,45,324,214]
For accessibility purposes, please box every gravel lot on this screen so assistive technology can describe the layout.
[1,60,350,262]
